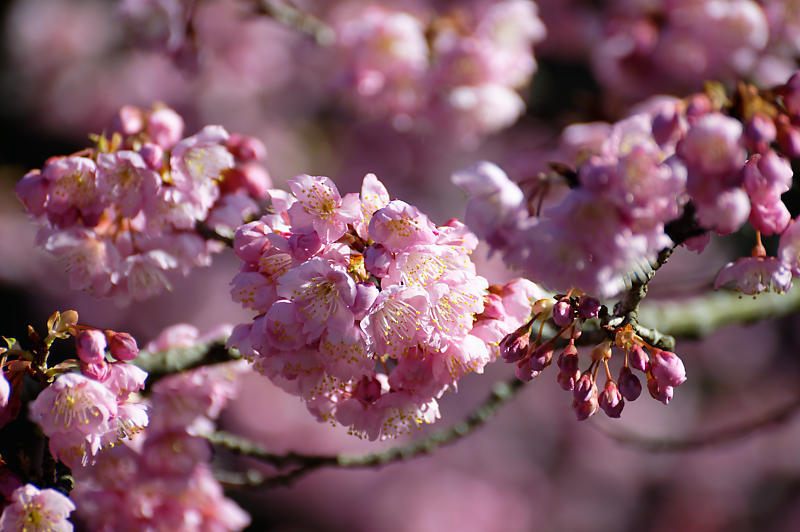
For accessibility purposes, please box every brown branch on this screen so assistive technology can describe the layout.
[593,393,800,452]
[207,377,527,488]
[253,0,335,45]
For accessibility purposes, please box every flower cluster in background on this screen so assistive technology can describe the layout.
[331,0,546,145]
[15,104,271,303]
[455,74,800,299]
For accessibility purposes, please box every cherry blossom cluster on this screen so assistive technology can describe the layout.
[538,0,800,101]
[227,172,545,439]
[332,0,545,144]
[0,483,75,532]
[15,104,271,304]
[70,327,250,531]
[501,295,687,420]
[24,315,149,469]
[455,73,800,300]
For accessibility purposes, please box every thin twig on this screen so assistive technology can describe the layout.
[253,0,335,45]
[593,393,800,452]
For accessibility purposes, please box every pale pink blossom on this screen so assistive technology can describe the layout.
[287,174,361,243]
[0,483,75,532]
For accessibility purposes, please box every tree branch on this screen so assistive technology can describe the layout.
[207,377,527,488]
[253,0,335,45]
[592,393,800,452]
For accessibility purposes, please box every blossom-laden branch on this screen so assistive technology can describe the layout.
[207,378,527,489]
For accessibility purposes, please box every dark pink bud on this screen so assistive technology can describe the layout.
[577,296,600,320]
[530,342,554,371]
[686,93,712,124]
[352,283,379,320]
[363,244,392,278]
[650,349,686,387]
[355,376,382,404]
[227,133,267,161]
[139,142,164,171]
[15,170,48,216]
[652,108,683,147]
[776,116,800,158]
[599,380,624,418]
[617,366,642,401]
[779,72,800,119]
[573,372,596,403]
[628,345,649,372]
[557,344,579,373]
[572,394,598,421]
[500,331,530,364]
[552,298,573,327]
[744,112,776,153]
[557,368,580,391]
[288,231,324,261]
[515,358,540,382]
[647,375,673,404]
[106,331,139,361]
[76,329,107,365]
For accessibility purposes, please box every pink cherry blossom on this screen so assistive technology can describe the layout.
[0,483,75,532]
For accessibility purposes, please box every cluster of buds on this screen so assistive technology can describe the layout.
[15,104,271,303]
[228,172,541,439]
[501,296,687,420]
[10,311,150,469]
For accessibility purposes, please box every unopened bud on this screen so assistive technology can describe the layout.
[572,394,599,421]
[76,329,107,365]
[106,331,139,362]
[573,372,596,402]
[577,296,600,320]
[650,349,686,387]
[617,366,642,401]
[557,368,580,391]
[552,298,574,327]
[288,231,324,261]
[647,374,673,404]
[363,244,392,278]
[628,344,649,372]
[599,380,624,418]
[515,358,541,382]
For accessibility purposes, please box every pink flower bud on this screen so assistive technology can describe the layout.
[628,345,649,372]
[515,358,540,382]
[112,105,144,136]
[744,113,776,153]
[138,142,164,171]
[227,133,267,161]
[147,108,185,150]
[650,349,686,387]
[617,366,642,401]
[647,375,673,404]
[557,344,579,373]
[599,380,624,418]
[557,368,580,391]
[363,243,392,278]
[106,330,139,361]
[500,331,530,363]
[573,372,596,403]
[552,298,573,327]
[481,293,505,320]
[652,108,683,147]
[75,329,107,365]
[529,341,554,371]
[776,117,800,158]
[572,394,598,421]
[577,296,600,320]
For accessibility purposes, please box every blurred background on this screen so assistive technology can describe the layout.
[3,0,800,530]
